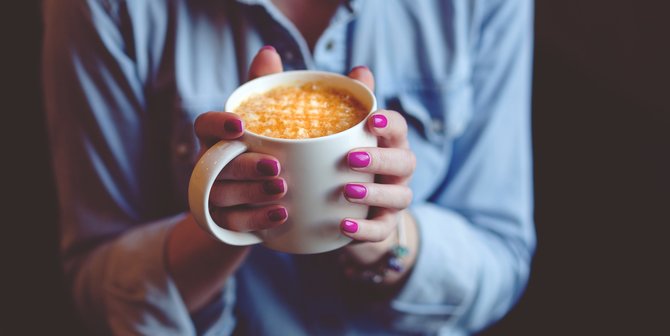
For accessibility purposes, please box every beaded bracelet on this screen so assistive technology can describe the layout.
[342,215,410,284]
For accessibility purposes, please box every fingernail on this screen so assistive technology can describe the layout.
[371,114,388,128]
[260,45,276,53]
[344,183,367,199]
[351,65,369,72]
[267,208,288,222]
[347,151,370,168]
[262,179,285,195]
[341,219,359,233]
[224,119,243,133]
[257,159,279,176]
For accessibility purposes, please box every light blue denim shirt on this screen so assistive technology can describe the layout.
[43,0,534,335]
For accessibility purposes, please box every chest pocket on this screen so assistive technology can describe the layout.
[385,79,474,147]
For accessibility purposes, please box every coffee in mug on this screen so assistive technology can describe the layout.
[189,71,377,254]
[234,82,369,139]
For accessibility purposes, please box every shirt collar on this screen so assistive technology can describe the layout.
[234,0,361,14]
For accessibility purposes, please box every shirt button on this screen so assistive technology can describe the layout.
[176,143,189,157]
[431,119,445,133]
[325,40,334,51]
[285,51,295,61]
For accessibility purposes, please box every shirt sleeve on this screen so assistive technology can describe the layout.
[42,1,234,334]
[388,0,535,333]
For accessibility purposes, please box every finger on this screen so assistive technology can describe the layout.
[365,110,409,148]
[216,153,281,180]
[347,147,416,178]
[248,46,283,81]
[340,212,397,243]
[194,111,244,148]
[347,65,375,91]
[210,178,286,207]
[212,205,288,232]
[343,183,412,210]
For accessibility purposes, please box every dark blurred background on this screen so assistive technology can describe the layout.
[5,1,669,335]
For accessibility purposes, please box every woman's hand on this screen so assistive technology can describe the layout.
[193,112,289,231]
[194,46,289,233]
[340,67,419,286]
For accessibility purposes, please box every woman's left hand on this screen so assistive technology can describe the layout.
[340,67,419,286]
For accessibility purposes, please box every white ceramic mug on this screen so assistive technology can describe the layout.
[188,71,377,254]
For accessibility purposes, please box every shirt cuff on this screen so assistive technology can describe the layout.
[77,214,235,335]
[387,203,479,331]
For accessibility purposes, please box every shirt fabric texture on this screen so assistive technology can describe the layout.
[42,0,535,335]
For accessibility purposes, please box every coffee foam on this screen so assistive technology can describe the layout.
[234,82,368,139]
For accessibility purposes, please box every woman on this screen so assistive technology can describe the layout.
[43,0,534,334]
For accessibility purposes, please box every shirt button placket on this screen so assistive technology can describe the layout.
[175,143,190,160]
[282,48,306,70]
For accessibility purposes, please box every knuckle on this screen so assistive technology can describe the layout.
[401,189,414,208]
[241,183,260,203]
[375,149,393,171]
[209,183,229,206]
[406,188,414,203]
[193,111,209,125]
[230,157,248,179]
[214,206,272,232]
[212,208,233,230]
[365,184,379,201]
[407,150,417,172]
[397,120,409,135]
[368,233,385,243]
[228,208,257,232]
[241,211,259,231]
[194,111,215,130]
[400,117,409,132]
[386,109,400,118]
[368,223,388,243]
[389,110,408,128]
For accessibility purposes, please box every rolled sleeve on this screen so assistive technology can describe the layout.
[389,203,532,333]
[392,206,472,317]
[75,215,192,334]
[73,214,236,335]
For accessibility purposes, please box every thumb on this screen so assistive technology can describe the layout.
[347,65,375,92]
[248,46,283,81]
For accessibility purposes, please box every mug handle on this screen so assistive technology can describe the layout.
[188,140,263,246]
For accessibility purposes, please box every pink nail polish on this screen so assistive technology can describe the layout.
[257,159,279,176]
[341,219,359,233]
[351,65,369,72]
[344,184,367,199]
[262,179,285,195]
[260,45,276,53]
[371,114,388,128]
[267,208,288,222]
[347,151,370,168]
[224,119,243,133]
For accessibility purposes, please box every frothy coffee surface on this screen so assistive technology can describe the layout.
[234,82,368,139]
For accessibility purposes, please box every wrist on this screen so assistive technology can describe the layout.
[166,214,250,312]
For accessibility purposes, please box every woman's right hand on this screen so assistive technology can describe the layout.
[193,111,289,232]
[194,46,288,233]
